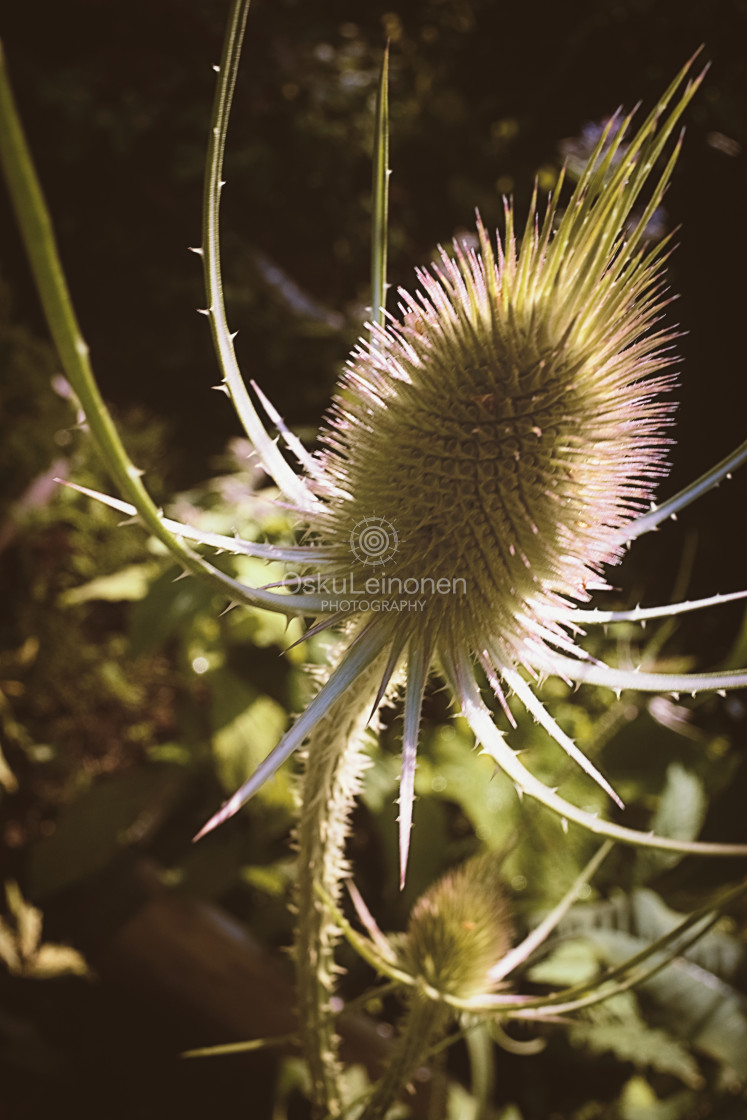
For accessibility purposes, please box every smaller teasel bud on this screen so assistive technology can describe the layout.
[399,854,512,1000]
[360,857,513,1118]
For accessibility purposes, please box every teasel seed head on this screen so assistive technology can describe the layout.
[397,855,512,999]
[316,193,678,666]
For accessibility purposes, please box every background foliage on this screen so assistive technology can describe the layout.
[1,1,746,1117]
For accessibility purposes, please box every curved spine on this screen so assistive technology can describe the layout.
[200,0,317,512]
[445,651,747,858]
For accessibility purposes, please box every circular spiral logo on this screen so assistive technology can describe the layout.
[350,516,399,567]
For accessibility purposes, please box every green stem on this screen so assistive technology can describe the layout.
[294,646,387,1119]
[0,39,304,620]
[370,44,390,335]
[360,994,448,1120]
[201,0,313,510]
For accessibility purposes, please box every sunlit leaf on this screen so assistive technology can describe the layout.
[58,562,160,606]
[526,939,600,987]
[209,668,293,812]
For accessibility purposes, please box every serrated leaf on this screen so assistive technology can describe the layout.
[559,888,744,983]
[631,889,743,980]
[570,1020,702,1087]
[584,924,747,1076]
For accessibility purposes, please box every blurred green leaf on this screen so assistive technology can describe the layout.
[0,882,88,978]
[209,668,293,813]
[569,993,702,1087]
[618,1076,695,1120]
[59,562,160,606]
[635,763,707,881]
[28,767,184,898]
[526,939,600,987]
[415,725,515,850]
[128,564,217,655]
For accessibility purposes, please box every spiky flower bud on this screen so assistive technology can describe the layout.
[398,856,512,1000]
[316,146,678,666]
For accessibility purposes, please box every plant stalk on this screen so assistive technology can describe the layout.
[294,646,388,1119]
[360,993,448,1120]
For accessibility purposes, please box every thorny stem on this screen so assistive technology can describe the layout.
[294,645,388,1119]
[359,994,448,1120]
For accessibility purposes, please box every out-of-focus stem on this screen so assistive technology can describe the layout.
[294,649,386,1119]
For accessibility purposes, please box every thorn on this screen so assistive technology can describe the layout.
[188,246,204,256]
[196,308,211,317]
[172,570,191,583]
[560,817,568,833]
[212,384,230,396]
[717,689,727,698]
[212,64,220,73]
[220,601,240,617]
